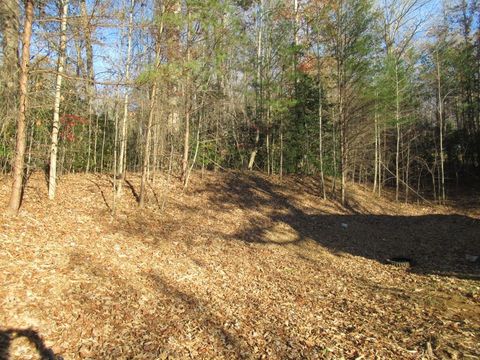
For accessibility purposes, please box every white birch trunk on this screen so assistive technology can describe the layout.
[48,0,69,200]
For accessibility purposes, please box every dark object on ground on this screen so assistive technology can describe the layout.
[465,254,479,263]
[386,257,413,268]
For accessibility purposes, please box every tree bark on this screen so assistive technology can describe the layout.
[7,0,34,214]
[100,111,107,173]
[184,107,202,190]
[318,77,326,200]
[181,9,192,182]
[279,120,283,178]
[332,107,337,194]
[139,83,157,207]
[315,20,326,199]
[80,0,95,95]
[405,141,410,203]
[80,0,95,173]
[248,128,260,170]
[0,0,19,129]
[48,0,69,200]
[249,0,263,171]
[139,0,165,205]
[373,93,378,193]
[395,61,401,201]
[436,49,446,204]
[0,0,19,139]
[117,0,135,196]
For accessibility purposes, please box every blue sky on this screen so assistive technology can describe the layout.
[88,0,449,87]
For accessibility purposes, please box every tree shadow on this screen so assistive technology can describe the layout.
[0,328,61,360]
[124,178,139,202]
[65,248,252,358]
[199,172,480,281]
[87,177,112,212]
[146,272,251,359]
[146,180,162,209]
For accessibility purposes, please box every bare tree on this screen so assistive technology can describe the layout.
[0,0,20,136]
[48,0,70,200]
[435,48,446,204]
[248,0,264,171]
[139,1,164,207]
[181,8,191,183]
[379,0,427,200]
[80,0,96,173]
[116,0,135,196]
[7,0,34,214]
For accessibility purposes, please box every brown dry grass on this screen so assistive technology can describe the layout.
[0,171,479,359]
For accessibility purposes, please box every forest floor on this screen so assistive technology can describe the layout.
[0,171,479,360]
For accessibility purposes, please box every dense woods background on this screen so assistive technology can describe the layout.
[0,0,479,212]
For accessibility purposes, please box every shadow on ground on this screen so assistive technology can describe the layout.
[0,328,60,360]
[197,172,480,280]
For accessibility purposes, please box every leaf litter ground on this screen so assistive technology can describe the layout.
[0,171,479,359]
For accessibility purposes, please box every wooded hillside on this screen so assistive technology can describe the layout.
[1,0,479,212]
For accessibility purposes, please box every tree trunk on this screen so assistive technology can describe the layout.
[318,80,326,199]
[80,0,95,173]
[0,0,19,135]
[49,0,69,200]
[140,1,165,205]
[315,33,326,199]
[7,0,34,214]
[184,108,202,190]
[181,9,191,182]
[26,121,34,175]
[395,61,401,201]
[80,0,95,94]
[100,111,107,173]
[112,108,119,216]
[332,107,337,194]
[250,0,263,171]
[139,83,157,207]
[279,120,283,178]
[181,99,190,180]
[340,121,346,205]
[378,121,382,196]
[436,49,446,204]
[405,141,410,203]
[338,54,346,205]
[373,94,378,193]
[0,0,19,82]
[93,114,99,172]
[117,0,135,196]
[248,128,260,170]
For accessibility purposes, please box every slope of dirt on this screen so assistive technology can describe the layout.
[0,171,479,359]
